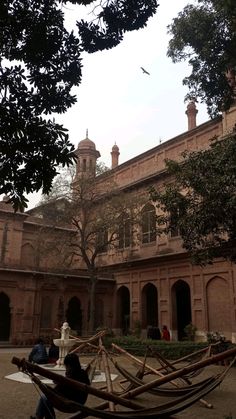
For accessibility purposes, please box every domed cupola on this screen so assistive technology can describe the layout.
[78,137,96,150]
[75,129,100,178]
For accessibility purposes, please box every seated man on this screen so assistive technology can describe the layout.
[28,338,48,365]
[30,353,90,419]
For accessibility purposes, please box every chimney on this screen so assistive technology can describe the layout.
[111,143,120,169]
[186,101,198,130]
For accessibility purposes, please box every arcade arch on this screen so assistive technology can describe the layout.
[40,296,52,329]
[207,276,231,335]
[66,296,82,335]
[116,286,130,335]
[141,283,158,328]
[172,280,191,340]
[0,292,11,341]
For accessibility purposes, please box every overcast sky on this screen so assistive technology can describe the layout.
[27,0,208,208]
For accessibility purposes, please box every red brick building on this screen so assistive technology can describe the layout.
[1,102,236,343]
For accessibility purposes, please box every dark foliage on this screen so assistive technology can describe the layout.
[0,0,158,210]
[151,133,236,265]
[167,0,236,117]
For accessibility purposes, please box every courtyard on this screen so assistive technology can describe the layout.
[0,347,235,419]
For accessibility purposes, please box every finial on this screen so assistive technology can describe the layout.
[86,129,88,139]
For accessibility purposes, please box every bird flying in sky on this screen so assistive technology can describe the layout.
[140,67,150,75]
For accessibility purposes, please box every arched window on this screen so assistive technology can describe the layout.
[118,213,131,249]
[97,229,108,253]
[170,209,180,237]
[21,243,35,266]
[141,204,156,244]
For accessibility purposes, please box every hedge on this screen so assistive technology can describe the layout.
[102,336,234,360]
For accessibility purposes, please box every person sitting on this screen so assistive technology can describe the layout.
[30,352,90,419]
[162,325,170,341]
[28,338,48,365]
[152,326,161,340]
[48,341,59,364]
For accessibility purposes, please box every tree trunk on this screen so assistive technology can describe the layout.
[88,275,97,333]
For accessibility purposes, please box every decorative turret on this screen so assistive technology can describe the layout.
[75,129,100,178]
[0,195,14,212]
[185,101,198,130]
[111,142,120,169]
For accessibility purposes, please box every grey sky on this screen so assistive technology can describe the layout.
[27,0,208,208]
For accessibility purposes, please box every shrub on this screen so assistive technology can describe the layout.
[184,323,197,341]
[133,320,142,338]
[104,336,210,359]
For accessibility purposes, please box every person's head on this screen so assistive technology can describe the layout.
[162,325,168,330]
[36,337,44,345]
[64,353,81,377]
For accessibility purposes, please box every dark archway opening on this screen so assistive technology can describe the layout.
[66,297,82,335]
[117,286,130,335]
[142,283,158,327]
[0,292,11,341]
[173,280,192,340]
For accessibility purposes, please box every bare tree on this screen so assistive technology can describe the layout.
[36,169,144,332]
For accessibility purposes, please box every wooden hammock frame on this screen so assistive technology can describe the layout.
[12,345,236,419]
[22,368,228,419]
[112,359,219,397]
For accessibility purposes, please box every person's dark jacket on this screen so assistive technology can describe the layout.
[55,368,90,405]
[28,342,48,364]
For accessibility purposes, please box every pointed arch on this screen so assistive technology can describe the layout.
[172,280,191,340]
[141,283,158,328]
[66,297,82,335]
[40,296,52,329]
[116,286,130,335]
[21,243,35,266]
[207,276,231,334]
[0,292,11,340]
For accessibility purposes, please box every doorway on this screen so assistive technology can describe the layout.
[0,292,11,341]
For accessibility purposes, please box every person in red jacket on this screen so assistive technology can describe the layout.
[162,325,170,341]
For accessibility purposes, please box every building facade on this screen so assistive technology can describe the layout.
[0,103,236,343]
[0,200,115,343]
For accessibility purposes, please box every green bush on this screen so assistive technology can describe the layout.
[184,323,197,341]
[103,336,210,359]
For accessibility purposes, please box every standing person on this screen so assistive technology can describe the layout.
[30,352,90,419]
[28,338,48,365]
[162,325,170,341]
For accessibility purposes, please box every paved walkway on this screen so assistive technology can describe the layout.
[1,348,235,419]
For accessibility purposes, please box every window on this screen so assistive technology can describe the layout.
[118,214,131,249]
[170,209,180,237]
[141,203,156,244]
[21,243,35,266]
[97,229,108,253]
